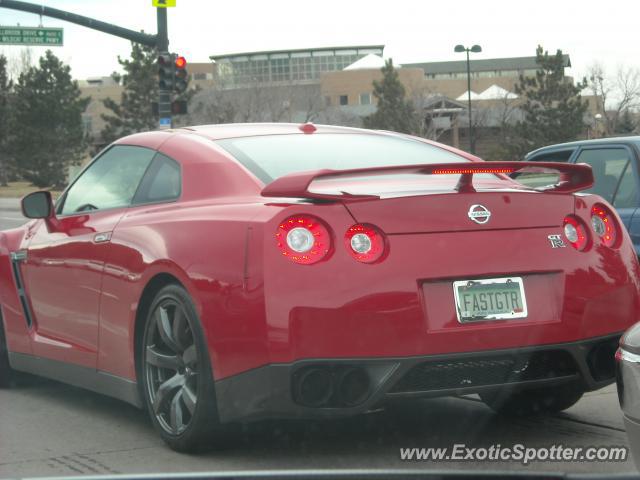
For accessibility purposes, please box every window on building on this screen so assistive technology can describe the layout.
[324,96,331,107]
[270,57,290,82]
[291,56,313,81]
[192,73,207,80]
[339,95,349,106]
[360,93,371,105]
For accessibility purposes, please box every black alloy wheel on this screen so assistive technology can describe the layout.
[141,284,221,451]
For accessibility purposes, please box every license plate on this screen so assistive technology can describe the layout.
[453,276,528,322]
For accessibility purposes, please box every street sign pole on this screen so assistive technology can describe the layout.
[0,0,157,47]
[0,0,177,131]
[156,8,172,130]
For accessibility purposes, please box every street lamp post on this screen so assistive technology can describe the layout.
[594,113,603,139]
[454,44,482,154]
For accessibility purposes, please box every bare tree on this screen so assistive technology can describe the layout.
[188,80,327,126]
[316,106,362,127]
[185,87,236,125]
[588,62,640,134]
[473,91,522,160]
[1,47,33,82]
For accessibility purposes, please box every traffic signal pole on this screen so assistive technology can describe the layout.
[0,0,174,129]
[156,8,172,129]
[0,0,157,46]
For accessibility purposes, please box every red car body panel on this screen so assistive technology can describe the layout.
[0,124,638,420]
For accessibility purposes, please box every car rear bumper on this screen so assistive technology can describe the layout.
[623,415,640,470]
[214,333,620,423]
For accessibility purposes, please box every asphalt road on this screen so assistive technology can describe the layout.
[0,201,636,477]
[0,198,26,230]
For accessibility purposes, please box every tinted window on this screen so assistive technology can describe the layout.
[527,149,575,162]
[613,161,638,209]
[576,148,630,203]
[217,133,466,183]
[60,146,155,215]
[133,154,181,204]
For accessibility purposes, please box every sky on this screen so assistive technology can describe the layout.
[0,0,638,83]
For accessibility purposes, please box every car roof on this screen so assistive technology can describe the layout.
[181,123,376,140]
[114,123,393,154]
[526,135,640,159]
[115,123,478,165]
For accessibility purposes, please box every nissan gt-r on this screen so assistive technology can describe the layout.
[0,123,637,452]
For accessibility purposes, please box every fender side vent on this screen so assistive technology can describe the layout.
[10,251,33,328]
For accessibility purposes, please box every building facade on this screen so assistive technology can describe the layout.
[210,45,384,88]
[78,47,604,159]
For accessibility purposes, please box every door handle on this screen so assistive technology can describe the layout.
[93,232,112,244]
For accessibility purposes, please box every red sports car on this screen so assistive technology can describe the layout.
[0,123,637,452]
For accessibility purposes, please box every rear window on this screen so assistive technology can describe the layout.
[217,133,466,183]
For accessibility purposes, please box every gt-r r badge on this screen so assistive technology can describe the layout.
[468,204,491,224]
[548,234,566,248]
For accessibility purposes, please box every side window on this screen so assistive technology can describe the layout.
[132,153,181,205]
[575,148,631,203]
[527,149,575,163]
[60,146,155,215]
[613,162,638,209]
[515,149,575,188]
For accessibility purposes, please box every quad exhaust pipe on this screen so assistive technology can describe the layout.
[293,366,371,408]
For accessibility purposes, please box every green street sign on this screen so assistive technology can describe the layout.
[0,26,63,46]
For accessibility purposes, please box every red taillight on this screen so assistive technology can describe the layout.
[432,168,515,175]
[344,224,387,263]
[563,215,590,251]
[276,215,332,264]
[591,204,619,248]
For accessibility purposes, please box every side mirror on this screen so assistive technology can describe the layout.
[21,191,55,219]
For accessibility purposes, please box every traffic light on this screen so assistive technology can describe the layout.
[158,53,189,93]
[157,52,175,90]
[171,99,188,115]
[174,55,189,93]
[152,100,188,116]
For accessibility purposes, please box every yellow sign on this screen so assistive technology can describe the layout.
[152,0,176,7]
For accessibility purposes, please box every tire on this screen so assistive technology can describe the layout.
[140,284,222,452]
[0,311,13,388]
[480,382,585,416]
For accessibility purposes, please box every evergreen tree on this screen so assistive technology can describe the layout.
[363,59,419,134]
[615,109,636,134]
[0,55,12,186]
[101,42,158,145]
[509,46,588,158]
[11,50,89,188]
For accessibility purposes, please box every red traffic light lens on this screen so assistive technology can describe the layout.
[175,56,187,68]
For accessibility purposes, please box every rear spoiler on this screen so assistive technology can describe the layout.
[261,161,594,200]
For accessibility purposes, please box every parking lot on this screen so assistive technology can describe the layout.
[0,200,635,477]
